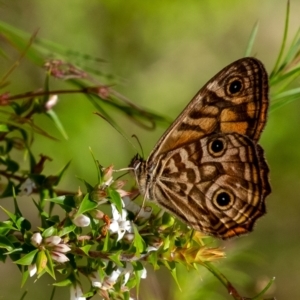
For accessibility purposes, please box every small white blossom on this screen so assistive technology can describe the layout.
[30,233,70,264]
[122,264,133,286]
[109,205,133,241]
[19,178,36,196]
[146,245,159,253]
[102,269,122,290]
[45,94,58,110]
[44,236,61,246]
[31,232,43,247]
[89,271,102,288]
[28,263,37,277]
[72,214,90,227]
[123,197,152,222]
[141,267,147,279]
[51,251,69,263]
[53,244,71,253]
[70,283,86,300]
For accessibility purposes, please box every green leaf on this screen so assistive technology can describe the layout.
[75,193,98,216]
[76,178,94,193]
[17,217,31,231]
[5,247,23,255]
[5,158,19,172]
[54,160,72,186]
[0,235,15,251]
[271,0,290,77]
[162,260,181,291]
[53,278,72,287]
[12,188,22,217]
[79,244,92,256]
[46,109,68,140]
[45,195,75,211]
[58,222,76,236]
[108,250,123,267]
[0,220,17,234]
[89,148,102,184]
[102,231,111,252]
[21,267,29,288]
[0,124,9,132]
[148,251,159,270]
[36,250,48,275]
[108,188,122,213]
[133,225,146,255]
[44,249,56,279]
[244,21,259,57]
[252,277,276,300]
[272,87,300,100]
[0,205,17,224]
[132,261,144,296]
[14,249,39,265]
[42,226,57,238]
[1,181,15,198]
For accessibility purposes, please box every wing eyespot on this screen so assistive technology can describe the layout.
[212,189,235,211]
[207,136,227,157]
[225,76,244,96]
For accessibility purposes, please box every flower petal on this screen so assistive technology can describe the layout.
[31,232,42,247]
[28,264,37,277]
[45,236,61,246]
[72,214,90,227]
[53,244,71,253]
[51,251,69,263]
[89,271,102,288]
[70,283,86,300]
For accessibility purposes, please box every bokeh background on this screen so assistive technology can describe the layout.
[0,0,300,299]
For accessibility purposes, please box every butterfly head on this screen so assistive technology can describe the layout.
[129,154,149,197]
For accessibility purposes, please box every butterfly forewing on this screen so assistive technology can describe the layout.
[148,57,269,162]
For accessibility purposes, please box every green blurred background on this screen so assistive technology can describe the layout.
[0,0,300,299]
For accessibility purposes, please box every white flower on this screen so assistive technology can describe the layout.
[45,94,58,110]
[70,283,86,300]
[72,214,90,227]
[89,271,102,288]
[146,245,159,253]
[51,250,70,263]
[102,269,122,290]
[53,244,71,253]
[44,236,61,246]
[109,205,133,241]
[31,232,43,247]
[19,178,36,196]
[123,197,152,222]
[28,263,37,277]
[30,233,70,263]
[141,267,147,279]
[122,264,133,286]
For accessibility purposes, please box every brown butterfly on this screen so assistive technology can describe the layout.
[131,57,271,239]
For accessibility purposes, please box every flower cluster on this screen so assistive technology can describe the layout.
[29,233,71,277]
[11,164,224,300]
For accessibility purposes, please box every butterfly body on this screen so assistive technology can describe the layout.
[132,57,271,239]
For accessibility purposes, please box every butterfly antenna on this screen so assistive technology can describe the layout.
[94,112,140,154]
[131,134,144,159]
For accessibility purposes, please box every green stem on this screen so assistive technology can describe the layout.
[202,261,244,300]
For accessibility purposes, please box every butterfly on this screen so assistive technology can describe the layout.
[131,57,271,239]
